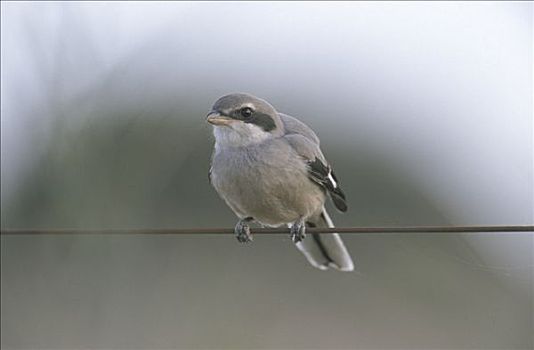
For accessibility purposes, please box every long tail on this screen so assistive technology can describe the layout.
[295,208,354,271]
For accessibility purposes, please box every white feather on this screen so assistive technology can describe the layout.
[213,122,271,150]
[327,172,337,188]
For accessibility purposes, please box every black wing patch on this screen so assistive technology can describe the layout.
[307,158,347,212]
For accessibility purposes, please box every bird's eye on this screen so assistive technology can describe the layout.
[240,107,253,119]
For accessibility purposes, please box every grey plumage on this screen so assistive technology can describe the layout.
[207,93,354,271]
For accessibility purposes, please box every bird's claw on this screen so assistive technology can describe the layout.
[235,220,253,243]
[290,221,306,243]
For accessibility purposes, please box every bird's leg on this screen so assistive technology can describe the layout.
[290,217,306,243]
[235,217,254,243]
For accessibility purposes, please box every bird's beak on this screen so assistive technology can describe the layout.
[206,112,234,126]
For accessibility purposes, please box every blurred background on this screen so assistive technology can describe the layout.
[1,2,532,349]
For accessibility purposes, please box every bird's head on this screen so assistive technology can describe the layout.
[207,93,284,148]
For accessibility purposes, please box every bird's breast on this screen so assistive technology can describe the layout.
[210,140,325,225]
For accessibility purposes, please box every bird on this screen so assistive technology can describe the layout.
[206,93,354,271]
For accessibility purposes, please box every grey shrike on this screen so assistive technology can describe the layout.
[207,93,354,271]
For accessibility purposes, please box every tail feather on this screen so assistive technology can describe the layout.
[295,208,354,271]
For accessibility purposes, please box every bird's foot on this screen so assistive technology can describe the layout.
[290,219,306,243]
[235,218,254,243]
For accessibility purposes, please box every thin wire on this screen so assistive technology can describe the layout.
[1,225,533,235]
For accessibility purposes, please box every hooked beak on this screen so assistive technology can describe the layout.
[206,112,234,126]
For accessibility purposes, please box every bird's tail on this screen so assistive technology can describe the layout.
[295,208,354,271]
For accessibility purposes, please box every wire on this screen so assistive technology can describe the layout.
[1,225,532,235]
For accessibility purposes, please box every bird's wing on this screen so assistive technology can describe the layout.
[282,119,348,213]
[279,113,320,145]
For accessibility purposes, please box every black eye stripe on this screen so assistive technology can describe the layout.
[244,112,276,132]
